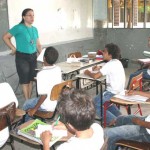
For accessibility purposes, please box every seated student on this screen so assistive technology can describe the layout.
[40,88,104,150]
[104,91,150,150]
[23,46,62,121]
[84,43,126,126]
[0,83,19,148]
[127,65,150,89]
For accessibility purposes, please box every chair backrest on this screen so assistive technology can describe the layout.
[116,139,150,150]
[50,80,74,100]
[0,82,18,108]
[129,72,143,91]
[0,102,16,131]
[68,52,82,58]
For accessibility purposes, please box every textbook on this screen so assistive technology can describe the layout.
[17,119,67,147]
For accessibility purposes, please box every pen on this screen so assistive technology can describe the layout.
[54,115,60,126]
[127,89,134,95]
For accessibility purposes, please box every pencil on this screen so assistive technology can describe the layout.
[54,115,60,126]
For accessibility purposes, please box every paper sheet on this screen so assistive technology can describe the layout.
[138,58,150,63]
[35,124,67,137]
[37,48,46,62]
[114,94,148,102]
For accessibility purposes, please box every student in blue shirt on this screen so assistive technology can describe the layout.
[3,8,42,100]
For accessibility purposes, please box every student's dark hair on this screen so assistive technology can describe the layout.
[105,43,121,59]
[57,88,96,131]
[19,8,33,24]
[44,47,59,65]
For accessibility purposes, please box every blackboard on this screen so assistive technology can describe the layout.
[7,0,93,47]
[0,0,9,52]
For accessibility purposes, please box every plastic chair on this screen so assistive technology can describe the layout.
[103,72,143,128]
[116,139,150,150]
[34,80,73,120]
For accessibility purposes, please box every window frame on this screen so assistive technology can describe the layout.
[107,0,150,28]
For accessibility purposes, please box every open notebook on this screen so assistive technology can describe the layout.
[17,119,67,147]
[114,94,149,102]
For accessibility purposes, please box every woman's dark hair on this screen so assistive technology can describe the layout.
[44,47,59,65]
[57,88,96,131]
[105,43,121,59]
[19,8,33,24]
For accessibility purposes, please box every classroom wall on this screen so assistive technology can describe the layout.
[106,29,150,60]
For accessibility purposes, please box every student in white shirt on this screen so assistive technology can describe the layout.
[84,43,126,126]
[0,82,18,148]
[104,91,150,150]
[22,46,62,121]
[40,88,104,150]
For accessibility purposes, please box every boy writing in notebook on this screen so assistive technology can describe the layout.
[84,43,126,126]
[22,46,62,121]
[40,88,104,150]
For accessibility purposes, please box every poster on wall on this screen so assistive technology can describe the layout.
[7,0,93,46]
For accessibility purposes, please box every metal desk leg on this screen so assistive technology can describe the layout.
[76,78,80,89]
[100,82,103,126]
[127,105,131,114]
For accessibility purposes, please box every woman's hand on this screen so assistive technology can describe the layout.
[10,49,16,55]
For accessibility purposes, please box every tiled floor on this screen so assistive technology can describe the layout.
[1,62,150,150]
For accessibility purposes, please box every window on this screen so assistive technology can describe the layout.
[107,0,150,28]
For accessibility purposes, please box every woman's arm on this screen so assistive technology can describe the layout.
[3,32,16,55]
[36,38,42,54]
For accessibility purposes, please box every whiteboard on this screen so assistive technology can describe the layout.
[7,0,93,46]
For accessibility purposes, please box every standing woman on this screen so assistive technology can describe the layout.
[3,8,42,100]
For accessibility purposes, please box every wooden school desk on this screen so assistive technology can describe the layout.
[110,96,150,114]
[35,59,104,96]
[57,59,104,80]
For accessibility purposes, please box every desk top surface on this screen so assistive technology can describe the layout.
[75,73,106,82]
[57,60,104,74]
[111,96,150,105]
